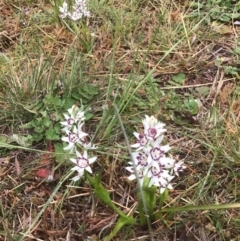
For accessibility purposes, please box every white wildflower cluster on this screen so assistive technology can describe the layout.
[59,0,90,21]
[61,105,97,181]
[126,115,186,193]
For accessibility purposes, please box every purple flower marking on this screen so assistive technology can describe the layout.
[150,147,164,161]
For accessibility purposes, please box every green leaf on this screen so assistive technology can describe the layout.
[54,142,71,164]
[103,216,136,241]
[32,132,44,142]
[195,86,210,96]
[71,91,82,100]
[172,73,186,84]
[31,118,42,128]
[19,121,33,129]
[40,110,48,117]
[62,97,76,109]
[78,88,92,99]
[84,112,93,120]
[81,97,90,104]
[10,134,32,147]
[54,123,61,134]
[34,125,45,134]
[234,86,240,95]
[86,85,99,95]
[0,134,8,144]
[86,173,126,217]
[234,47,240,55]
[45,128,60,141]
[224,66,240,78]
[183,99,199,115]
[87,173,136,241]
[54,96,62,107]
[43,117,52,128]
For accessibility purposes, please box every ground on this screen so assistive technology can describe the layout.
[1,0,240,240]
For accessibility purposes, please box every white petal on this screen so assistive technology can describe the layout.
[161,145,171,153]
[70,158,77,164]
[133,132,140,139]
[61,136,69,142]
[131,143,141,148]
[160,157,175,168]
[82,150,88,159]
[126,166,134,173]
[88,156,97,164]
[71,166,81,171]
[75,150,82,157]
[159,187,166,193]
[71,174,83,181]
[85,166,92,173]
[128,174,136,181]
[63,142,74,149]
[83,142,98,150]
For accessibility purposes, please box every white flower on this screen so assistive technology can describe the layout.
[173,161,186,176]
[70,150,97,181]
[126,115,186,193]
[158,175,174,194]
[71,171,84,181]
[75,110,85,122]
[158,156,175,169]
[62,131,79,153]
[131,132,149,150]
[148,168,173,189]
[132,151,150,168]
[61,105,85,131]
[142,115,166,141]
[61,127,88,153]
[126,151,150,186]
[82,142,98,150]
[59,1,69,19]
[74,0,90,17]
[60,113,75,131]
[59,0,90,21]
[76,122,87,138]
[126,166,148,186]
[70,10,83,21]
[148,144,171,162]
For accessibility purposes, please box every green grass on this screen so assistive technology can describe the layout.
[1,0,240,240]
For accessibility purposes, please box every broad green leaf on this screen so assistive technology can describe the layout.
[43,117,52,128]
[45,129,60,141]
[234,47,240,55]
[54,123,61,133]
[32,132,44,142]
[62,97,76,109]
[34,125,45,134]
[195,86,210,96]
[87,85,98,95]
[19,121,33,129]
[84,112,93,120]
[0,134,8,143]
[71,91,82,100]
[86,173,126,217]
[10,134,32,147]
[172,73,186,84]
[54,96,62,107]
[234,86,240,95]
[78,88,92,99]
[54,143,70,164]
[183,99,199,115]
[103,216,136,241]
